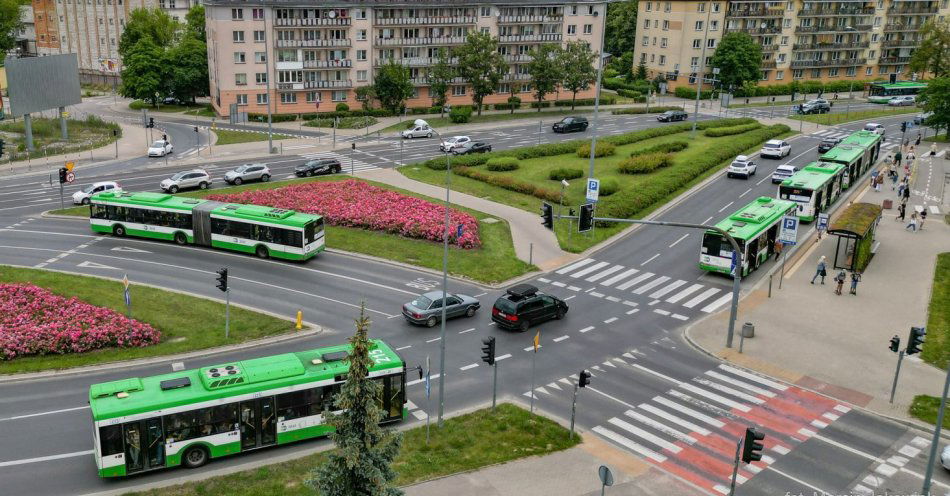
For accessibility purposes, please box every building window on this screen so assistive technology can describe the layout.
[357,49,367,60]
[588,5,595,14]
[232,8,243,20]
[777,54,786,63]
[846,67,856,76]
[783,18,791,28]
[691,56,699,67]
[710,21,718,31]
[254,30,265,43]
[255,52,266,63]
[781,36,789,46]
[356,9,367,19]
[697,2,705,12]
[654,19,659,28]
[583,24,592,34]
[693,39,701,48]
[713,2,721,12]
[793,69,803,79]
[481,27,489,34]
[357,29,367,41]
[452,85,466,96]
[642,36,648,46]
[357,70,367,81]
[568,25,576,35]
[306,91,321,103]
[664,2,671,12]
[252,8,263,20]
[234,52,246,63]
[235,73,247,85]
[695,21,703,31]
[236,94,248,105]
[281,93,297,104]
[480,6,491,16]
[866,67,873,75]
[811,69,821,78]
[332,90,347,101]
[521,83,531,93]
[877,0,884,8]
[761,70,769,80]
[707,39,715,48]
[256,93,268,104]
[660,38,667,48]
[871,34,879,42]
[255,73,267,84]
[776,70,784,80]
[868,50,876,58]
[659,55,666,65]
[663,20,669,30]
[652,37,657,45]
[233,31,245,43]
[874,17,881,27]
[829,68,839,77]
[643,19,650,29]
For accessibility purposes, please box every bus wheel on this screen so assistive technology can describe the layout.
[114,225,126,237]
[256,245,269,259]
[174,232,187,245]
[182,446,208,469]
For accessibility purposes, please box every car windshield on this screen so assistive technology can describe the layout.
[764,143,780,148]
[81,184,96,193]
[410,295,433,309]
[234,165,249,172]
[663,111,674,115]
[151,141,165,148]
[170,172,186,180]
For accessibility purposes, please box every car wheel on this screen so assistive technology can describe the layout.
[308,170,315,177]
[233,177,243,185]
[256,245,269,259]
[518,320,530,332]
[174,232,187,245]
[555,308,564,320]
[182,446,208,469]
[333,165,341,174]
[199,182,209,190]
[426,316,438,328]
[81,197,90,205]
[169,185,179,193]
[465,306,476,318]
[114,225,126,237]
[261,174,270,182]
[426,133,432,138]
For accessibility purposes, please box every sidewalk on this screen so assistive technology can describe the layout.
[688,181,950,423]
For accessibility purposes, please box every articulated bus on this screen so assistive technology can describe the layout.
[820,130,883,189]
[90,340,407,477]
[867,81,928,104]
[700,197,798,277]
[89,191,325,261]
[778,162,847,222]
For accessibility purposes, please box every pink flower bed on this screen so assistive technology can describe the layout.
[208,179,482,248]
[0,284,161,360]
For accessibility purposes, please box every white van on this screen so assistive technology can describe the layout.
[864,123,886,136]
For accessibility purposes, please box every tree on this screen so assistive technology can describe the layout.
[454,31,508,116]
[306,304,402,496]
[355,86,377,110]
[118,38,168,105]
[917,77,950,139]
[0,0,24,56]
[527,44,562,111]
[605,0,636,56]
[709,32,763,92]
[428,50,454,117]
[118,8,178,61]
[167,37,209,103]
[185,4,206,42]
[559,41,596,110]
[617,51,635,81]
[909,19,950,78]
[373,60,413,115]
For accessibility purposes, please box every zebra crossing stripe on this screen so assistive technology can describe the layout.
[701,293,734,313]
[570,261,611,278]
[650,279,687,299]
[608,417,682,453]
[704,370,776,398]
[556,258,596,274]
[718,364,788,391]
[679,383,752,412]
[682,288,721,308]
[694,378,765,405]
[667,284,703,303]
[601,268,640,287]
[633,276,670,295]
[585,264,625,282]
[616,272,654,290]
[624,409,697,445]
[638,402,713,436]
[593,426,668,462]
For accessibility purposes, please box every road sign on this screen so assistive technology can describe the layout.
[586,178,600,203]
[779,215,798,245]
[598,465,614,487]
[65,172,75,183]
[61,111,69,119]
[64,161,74,171]
[730,252,738,276]
[817,213,829,231]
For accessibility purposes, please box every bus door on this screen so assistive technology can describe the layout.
[747,237,760,270]
[123,419,165,473]
[240,398,277,450]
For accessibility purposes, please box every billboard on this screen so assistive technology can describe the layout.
[5,54,82,116]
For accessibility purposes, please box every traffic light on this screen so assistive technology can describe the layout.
[148,117,155,128]
[162,134,168,142]
[215,268,229,292]
[0,138,5,158]
[907,326,926,355]
[889,335,900,353]
[578,370,591,388]
[741,427,765,463]
[481,336,495,365]
[194,126,199,133]
[578,203,594,233]
[901,122,907,133]
[540,202,554,230]
[58,167,68,184]
[351,142,356,150]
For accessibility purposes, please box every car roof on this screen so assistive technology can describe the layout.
[734,155,750,161]
[777,164,796,171]
[420,291,450,300]
[765,139,783,145]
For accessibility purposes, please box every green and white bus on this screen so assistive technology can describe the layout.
[90,340,407,477]
[777,162,847,222]
[89,191,325,261]
[820,130,883,189]
[699,197,797,277]
[867,81,927,103]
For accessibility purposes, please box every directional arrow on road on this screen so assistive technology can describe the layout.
[77,261,120,270]
[111,246,151,253]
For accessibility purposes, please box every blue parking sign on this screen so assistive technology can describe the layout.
[779,215,798,245]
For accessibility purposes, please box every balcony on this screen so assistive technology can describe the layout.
[503,73,532,81]
[373,57,458,67]
[408,76,466,85]
[376,36,467,46]
[878,56,912,64]
[303,59,352,69]
[274,17,351,27]
[497,14,564,23]
[374,16,477,26]
[794,24,871,33]
[761,44,780,52]
[881,38,919,47]
[792,41,870,50]
[790,58,867,68]
[726,7,785,17]
[727,26,782,34]
[887,5,939,14]
[275,39,351,48]
[503,54,534,62]
[798,6,875,16]
[884,23,924,32]
[276,80,352,91]
[499,34,563,43]
[761,60,777,68]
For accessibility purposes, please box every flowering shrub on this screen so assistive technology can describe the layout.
[208,179,481,248]
[0,284,161,360]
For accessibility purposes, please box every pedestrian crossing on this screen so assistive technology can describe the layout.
[542,258,733,317]
[525,359,849,495]
[293,151,381,175]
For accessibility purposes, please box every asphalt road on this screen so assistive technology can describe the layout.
[0,111,946,496]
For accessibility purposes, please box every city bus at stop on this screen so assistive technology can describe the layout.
[699,197,797,277]
[89,340,408,477]
[778,162,847,222]
[819,130,883,189]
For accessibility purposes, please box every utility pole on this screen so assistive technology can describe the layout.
[261,11,274,153]
[691,0,714,135]
[585,3,609,180]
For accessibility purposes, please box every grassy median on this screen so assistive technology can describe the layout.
[921,253,950,368]
[789,107,919,125]
[0,266,294,374]
[124,403,579,496]
[213,129,294,146]
[909,395,950,430]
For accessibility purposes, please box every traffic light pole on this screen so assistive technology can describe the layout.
[922,362,950,495]
[224,288,231,339]
[570,383,578,440]
[889,350,905,404]
[492,361,498,411]
[728,436,743,496]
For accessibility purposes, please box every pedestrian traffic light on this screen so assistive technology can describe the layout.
[790,91,796,101]
[889,335,900,353]
[901,122,907,133]
[0,139,5,158]
[481,336,495,365]
[58,167,68,184]
[578,203,594,233]
[148,117,155,128]
[194,126,199,133]
[907,326,926,355]
[540,202,554,230]
[578,370,591,388]
[351,142,356,150]
[215,268,229,292]
[741,427,765,463]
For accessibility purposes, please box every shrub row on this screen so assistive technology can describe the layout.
[549,168,584,181]
[599,178,620,197]
[604,77,652,94]
[554,95,617,107]
[485,157,520,171]
[611,106,684,115]
[629,140,689,158]
[454,166,562,203]
[450,106,473,123]
[576,142,616,158]
[618,153,674,174]
[305,116,378,129]
[673,87,715,100]
[733,80,874,98]
[704,122,762,137]
[530,101,552,109]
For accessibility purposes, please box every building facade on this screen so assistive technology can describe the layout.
[12,6,38,57]
[202,0,606,117]
[634,0,950,89]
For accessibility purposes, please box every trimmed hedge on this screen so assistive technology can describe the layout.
[599,178,620,197]
[618,153,674,174]
[629,140,689,158]
[704,123,762,137]
[248,113,297,123]
[549,168,584,181]
[530,101,552,109]
[576,142,616,158]
[612,106,684,115]
[335,103,350,112]
[486,157,520,171]
[305,116,378,129]
[454,167,562,203]
[674,87,715,100]
[733,79,874,98]
[450,106,473,123]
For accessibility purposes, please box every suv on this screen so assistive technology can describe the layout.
[771,164,798,184]
[73,181,120,205]
[864,122,886,136]
[160,169,211,193]
[797,99,831,114]
[491,284,568,331]
[817,137,842,153]
[726,155,757,179]
[552,116,588,133]
[760,139,791,159]
[225,163,271,185]
[295,158,342,177]
[657,110,688,122]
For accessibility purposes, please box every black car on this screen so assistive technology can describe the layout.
[452,141,493,155]
[657,110,688,122]
[295,158,342,177]
[552,117,589,133]
[817,137,842,153]
[491,284,568,331]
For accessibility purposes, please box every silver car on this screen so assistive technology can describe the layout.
[402,124,434,139]
[224,163,271,185]
[402,291,481,327]
[160,169,212,193]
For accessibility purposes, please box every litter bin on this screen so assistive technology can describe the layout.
[741,322,755,338]
[882,199,893,210]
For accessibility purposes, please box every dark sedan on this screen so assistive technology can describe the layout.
[817,137,842,153]
[402,291,481,327]
[552,116,588,133]
[657,110,688,122]
[294,158,342,177]
[452,141,493,155]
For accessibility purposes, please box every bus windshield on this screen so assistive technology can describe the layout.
[779,186,812,202]
[701,232,736,258]
[304,218,324,245]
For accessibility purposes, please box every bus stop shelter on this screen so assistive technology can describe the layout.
[827,202,883,272]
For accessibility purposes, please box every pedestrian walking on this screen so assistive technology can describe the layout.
[915,133,921,147]
[896,202,906,222]
[811,256,828,285]
[895,150,902,167]
[875,172,884,192]
[850,271,861,295]
[870,170,879,191]
[906,212,918,232]
[773,239,783,261]
[834,270,846,295]
[903,184,911,202]
[909,146,916,161]
[931,143,939,157]
[890,170,898,190]
[920,209,927,230]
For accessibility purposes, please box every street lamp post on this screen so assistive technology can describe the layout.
[691,1,714,135]
[585,5,609,180]
[261,10,274,153]
[430,129,452,427]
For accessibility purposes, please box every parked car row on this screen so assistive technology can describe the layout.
[402,283,569,332]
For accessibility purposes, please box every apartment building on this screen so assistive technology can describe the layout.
[203,0,606,117]
[634,0,950,89]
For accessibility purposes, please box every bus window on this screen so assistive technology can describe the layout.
[779,186,812,202]
[212,403,238,434]
[164,411,197,442]
[99,424,123,457]
[145,418,164,467]
[260,398,276,445]
[123,423,144,472]
[701,232,732,258]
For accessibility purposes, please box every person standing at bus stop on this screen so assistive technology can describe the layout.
[811,256,827,284]
[850,271,861,295]
[834,270,846,295]
[773,239,783,261]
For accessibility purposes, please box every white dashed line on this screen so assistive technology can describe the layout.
[460,363,479,371]
[604,317,618,324]
[579,326,595,333]
[553,335,570,343]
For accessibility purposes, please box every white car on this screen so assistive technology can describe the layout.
[402,125,434,139]
[727,155,757,179]
[439,136,471,152]
[864,122,886,136]
[224,163,271,185]
[72,181,120,205]
[888,95,916,106]
[941,445,950,470]
[147,140,174,157]
[771,164,798,184]
[760,139,791,159]
[160,169,211,193]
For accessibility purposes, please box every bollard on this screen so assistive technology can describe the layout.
[296,310,303,330]
[768,274,772,298]
[529,242,533,266]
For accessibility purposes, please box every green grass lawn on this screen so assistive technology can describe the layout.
[0,115,120,161]
[213,129,294,146]
[909,395,950,429]
[789,107,919,125]
[184,107,218,118]
[124,403,578,496]
[0,266,294,374]
[129,100,210,113]
[921,253,950,368]
[380,109,598,134]
[924,135,949,143]
[48,177,532,284]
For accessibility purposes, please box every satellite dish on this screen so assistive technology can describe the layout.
[327,10,337,19]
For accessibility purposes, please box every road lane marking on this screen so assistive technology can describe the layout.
[0,450,95,468]
[556,258,595,274]
[718,364,788,390]
[653,396,725,428]
[459,328,476,334]
[604,317,617,324]
[702,216,714,224]
[609,417,682,453]
[579,326,595,333]
[570,261,610,278]
[739,187,752,197]
[495,353,512,361]
[682,288,720,308]
[669,234,689,248]
[0,405,90,422]
[553,335,569,343]
[616,272,654,290]
[426,337,441,343]
[460,363,479,371]
[407,373,440,386]
[701,293,733,313]
[600,268,639,287]
[395,345,412,351]
[653,309,670,316]
[593,426,667,462]
[766,467,832,496]
[640,254,660,266]
[718,201,734,213]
